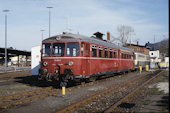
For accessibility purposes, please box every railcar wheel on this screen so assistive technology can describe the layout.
[38,75,43,80]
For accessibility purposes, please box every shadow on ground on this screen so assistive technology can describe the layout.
[14,76,60,89]
[118,102,135,109]
[13,70,135,89]
[155,95,169,111]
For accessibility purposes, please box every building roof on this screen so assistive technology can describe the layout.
[145,42,155,51]
[0,47,31,58]
[125,43,146,48]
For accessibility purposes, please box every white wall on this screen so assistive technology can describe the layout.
[149,50,159,58]
[165,57,169,63]
[31,46,41,75]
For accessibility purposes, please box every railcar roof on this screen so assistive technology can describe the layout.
[43,33,134,52]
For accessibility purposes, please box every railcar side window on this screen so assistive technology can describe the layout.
[114,50,117,58]
[92,45,97,57]
[81,43,85,56]
[109,48,113,58]
[104,47,108,58]
[66,42,79,56]
[52,43,65,56]
[99,46,103,57]
[121,52,124,59]
[42,43,51,57]
[86,44,90,56]
[124,54,126,59]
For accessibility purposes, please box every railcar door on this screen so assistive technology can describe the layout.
[85,44,90,76]
[118,49,122,71]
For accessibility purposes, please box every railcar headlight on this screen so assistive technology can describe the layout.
[55,69,58,74]
[43,62,48,66]
[68,61,73,66]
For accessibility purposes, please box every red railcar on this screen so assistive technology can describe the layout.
[39,33,135,83]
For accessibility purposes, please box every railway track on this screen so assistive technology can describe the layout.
[104,70,163,113]
[0,86,55,108]
[55,70,162,113]
[0,70,156,110]
[0,71,137,109]
[0,70,31,81]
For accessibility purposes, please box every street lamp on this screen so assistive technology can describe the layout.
[46,6,53,38]
[2,9,10,72]
[40,30,45,41]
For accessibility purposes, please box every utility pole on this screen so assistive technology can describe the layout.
[3,9,10,72]
[46,6,53,38]
[40,30,45,41]
[154,35,155,50]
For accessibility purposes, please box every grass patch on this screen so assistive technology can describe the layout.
[149,86,164,95]
[156,71,169,83]
[143,100,152,105]
[162,105,169,113]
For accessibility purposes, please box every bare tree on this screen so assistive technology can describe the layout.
[111,25,134,46]
[157,38,169,57]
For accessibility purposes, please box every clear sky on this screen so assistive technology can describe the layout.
[0,0,169,51]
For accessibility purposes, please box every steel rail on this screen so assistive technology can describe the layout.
[0,70,30,80]
[56,71,153,113]
[104,70,163,113]
[0,71,142,109]
[0,87,53,102]
[0,71,127,108]
[0,89,60,109]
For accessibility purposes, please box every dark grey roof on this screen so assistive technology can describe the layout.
[43,33,134,52]
[0,47,31,57]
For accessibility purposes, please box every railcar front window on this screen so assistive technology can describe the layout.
[42,43,51,57]
[67,42,79,56]
[52,43,65,56]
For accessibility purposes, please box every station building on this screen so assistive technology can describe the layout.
[0,47,31,67]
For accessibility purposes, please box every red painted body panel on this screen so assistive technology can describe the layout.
[40,40,135,79]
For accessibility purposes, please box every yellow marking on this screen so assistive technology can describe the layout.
[62,87,65,96]
[159,63,168,66]
[139,66,142,71]
[145,65,149,71]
